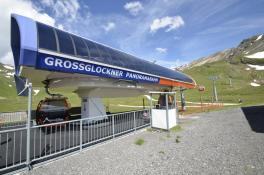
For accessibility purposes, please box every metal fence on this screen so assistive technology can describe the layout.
[0,112,27,129]
[0,109,150,173]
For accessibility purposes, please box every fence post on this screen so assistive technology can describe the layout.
[80,119,83,151]
[26,83,32,170]
[112,115,115,138]
[150,93,153,128]
[174,92,179,125]
[133,112,136,131]
[165,94,169,130]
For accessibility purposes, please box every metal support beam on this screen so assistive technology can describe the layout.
[229,78,232,87]
[80,119,83,151]
[180,88,186,111]
[133,112,136,131]
[165,94,169,130]
[174,92,179,125]
[26,83,32,170]
[213,80,218,102]
[112,115,115,138]
[150,94,153,127]
[209,76,219,103]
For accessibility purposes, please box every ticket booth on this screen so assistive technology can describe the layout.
[149,91,179,130]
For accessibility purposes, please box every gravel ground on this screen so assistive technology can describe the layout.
[21,107,264,175]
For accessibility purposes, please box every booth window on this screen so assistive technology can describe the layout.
[56,30,75,55]
[37,23,57,51]
[85,40,101,59]
[72,35,89,57]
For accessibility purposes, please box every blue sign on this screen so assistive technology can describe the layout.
[36,53,160,84]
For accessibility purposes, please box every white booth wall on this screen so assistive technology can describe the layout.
[151,108,177,130]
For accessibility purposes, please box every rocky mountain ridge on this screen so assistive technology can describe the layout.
[178,33,264,70]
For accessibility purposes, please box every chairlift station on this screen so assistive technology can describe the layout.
[11,13,196,125]
[0,14,198,172]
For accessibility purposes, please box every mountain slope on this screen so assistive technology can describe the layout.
[183,60,264,105]
[179,33,264,70]
[180,34,264,106]
[0,64,16,98]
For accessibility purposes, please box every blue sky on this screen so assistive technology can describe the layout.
[1,0,264,67]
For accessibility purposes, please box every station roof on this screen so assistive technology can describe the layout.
[11,14,196,89]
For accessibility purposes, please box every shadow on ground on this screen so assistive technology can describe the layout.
[241,105,264,133]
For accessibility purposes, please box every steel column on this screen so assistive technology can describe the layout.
[174,92,179,125]
[112,115,115,138]
[180,88,186,111]
[150,94,153,127]
[80,119,83,150]
[165,94,169,130]
[133,112,136,131]
[26,83,32,170]
[213,80,218,102]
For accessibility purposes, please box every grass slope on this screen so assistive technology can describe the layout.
[0,64,148,112]
[183,60,264,106]
[0,64,80,112]
[1,60,264,113]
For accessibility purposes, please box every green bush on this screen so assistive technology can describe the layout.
[135,138,145,145]
[170,125,182,132]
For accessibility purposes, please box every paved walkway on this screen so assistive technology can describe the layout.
[21,106,264,175]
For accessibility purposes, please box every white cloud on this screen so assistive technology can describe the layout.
[124,1,143,16]
[102,22,116,32]
[41,0,53,7]
[173,36,181,40]
[57,24,64,30]
[150,16,184,33]
[155,47,167,53]
[152,59,188,69]
[0,0,56,65]
[1,52,13,65]
[41,0,80,20]
[54,0,79,20]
